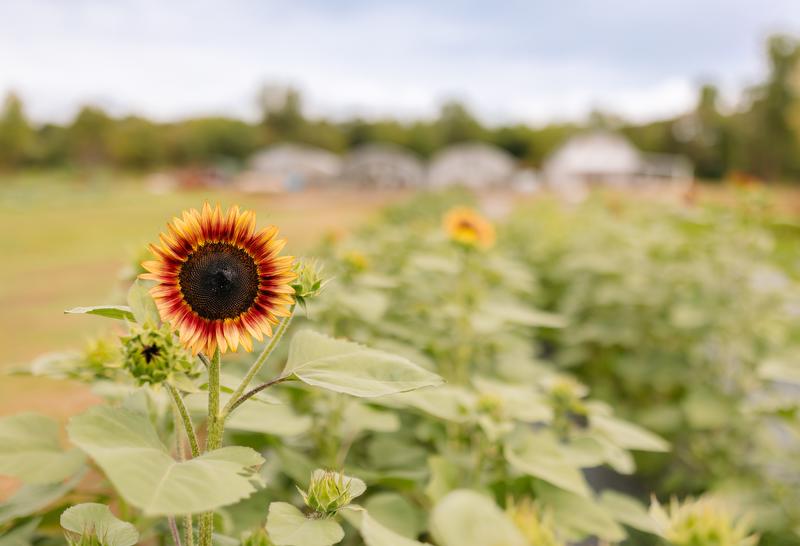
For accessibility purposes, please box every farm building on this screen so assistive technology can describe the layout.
[341,144,425,188]
[237,143,343,193]
[428,142,517,189]
[543,131,692,196]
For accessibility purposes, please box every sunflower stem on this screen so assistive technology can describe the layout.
[169,517,182,546]
[222,307,295,419]
[183,515,194,546]
[167,383,200,458]
[227,374,291,414]
[199,349,223,546]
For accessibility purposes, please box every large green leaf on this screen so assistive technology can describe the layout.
[0,471,85,525]
[60,503,139,546]
[0,518,40,546]
[599,491,658,534]
[342,505,430,546]
[362,493,424,539]
[591,415,669,452]
[504,430,591,498]
[64,305,135,321]
[186,393,311,437]
[0,413,86,484]
[127,279,160,326]
[430,490,527,546]
[68,405,264,516]
[266,502,344,546]
[283,330,443,397]
[536,485,626,542]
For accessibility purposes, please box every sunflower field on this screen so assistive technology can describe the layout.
[1,189,799,546]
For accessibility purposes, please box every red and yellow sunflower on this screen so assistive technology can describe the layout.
[443,206,496,249]
[141,203,295,355]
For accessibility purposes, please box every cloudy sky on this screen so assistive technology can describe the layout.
[2,0,800,125]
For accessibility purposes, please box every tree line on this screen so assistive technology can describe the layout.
[1,34,799,181]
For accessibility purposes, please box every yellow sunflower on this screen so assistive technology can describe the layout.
[443,206,496,249]
[141,203,295,355]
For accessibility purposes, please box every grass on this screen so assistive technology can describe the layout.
[0,173,400,419]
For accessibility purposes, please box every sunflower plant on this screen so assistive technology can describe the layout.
[0,204,443,546]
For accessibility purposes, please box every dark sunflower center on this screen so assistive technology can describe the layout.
[178,242,260,320]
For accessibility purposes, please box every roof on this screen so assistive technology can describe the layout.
[544,131,642,177]
[341,143,425,187]
[249,143,342,178]
[428,142,516,188]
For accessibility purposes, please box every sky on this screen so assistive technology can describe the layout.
[2,0,800,126]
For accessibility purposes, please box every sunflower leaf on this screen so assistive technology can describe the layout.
[0,413,87,484]
[266,502,344,546]
[60,503,139,546]
[67,405,264,516]
[65,305,135,321]
[127,279,160,326]
[429,490,528,546]
[282,330,444,398]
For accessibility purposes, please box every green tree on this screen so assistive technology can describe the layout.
[0,92,34,169]
[67,106,114,166]
[436,100,486,144]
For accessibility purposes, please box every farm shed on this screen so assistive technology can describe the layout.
[543,131,693,196]
[428,142,517,189]
[238,143,343,193]
[341,144,425,189]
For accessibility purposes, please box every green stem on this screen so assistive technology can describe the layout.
[222,308,295,419]
[199,349,222,546]
[167,383,200,458]
[183,515,194,546]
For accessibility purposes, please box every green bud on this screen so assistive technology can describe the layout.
[476,393,505,420]
[507,498,564,546]
[291,258,329,310]
[121,324,194,385]
[300,470,365,515]
[650,496,758,546]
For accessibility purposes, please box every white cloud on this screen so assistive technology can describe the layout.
[0,0,798,124]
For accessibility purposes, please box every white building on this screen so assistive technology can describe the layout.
[238,143,342,193]
[428,142,517,189]
[341,144,425,189]
[543,131,692,198]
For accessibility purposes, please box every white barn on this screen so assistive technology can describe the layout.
[341,144,425,189]
[543,131,692,197]
[428,142,517,189]
[238,143,342,193]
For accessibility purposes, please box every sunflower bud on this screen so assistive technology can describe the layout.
[342,250,370,273]
[649,496,758,546]
[547,377,590,437]
[121,324,194,385]
[300,470,364,515]
[292,258,329,310]
[507,498,564,546]
[476,393,505,420]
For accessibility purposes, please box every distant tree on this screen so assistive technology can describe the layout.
[739,35,800,179]
[259,85,306,142]
[0,92,34,169]
[109,116,164,169]
[436,100,486,144]
[67,106,114,166]
[168,118,261,165]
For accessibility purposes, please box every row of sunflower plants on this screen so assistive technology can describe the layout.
[1,198,761,546]
[501,193,800,545]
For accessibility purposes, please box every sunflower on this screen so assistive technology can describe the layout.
[443,206,496,249]
[141,203,295,355]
